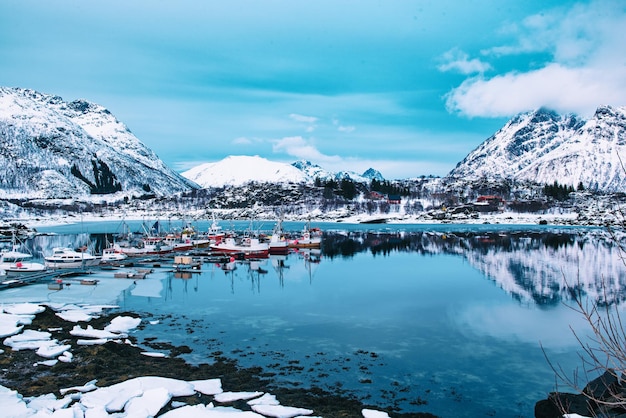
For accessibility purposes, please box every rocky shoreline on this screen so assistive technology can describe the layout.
[0,306,437,418]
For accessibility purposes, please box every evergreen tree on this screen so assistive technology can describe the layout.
[340,178,357,200]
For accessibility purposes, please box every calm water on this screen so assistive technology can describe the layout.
[28,221,626,417]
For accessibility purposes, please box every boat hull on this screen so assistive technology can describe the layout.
[44,258,101,269]
[269,243,290,254]
[4,263,47,276]
[288,239,321,249]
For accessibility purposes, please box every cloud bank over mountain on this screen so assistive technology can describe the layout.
[443,0,626,118]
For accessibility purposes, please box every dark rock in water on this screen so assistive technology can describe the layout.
[584,369,620,400]
[535,370,626,418]
[534,392,591,418]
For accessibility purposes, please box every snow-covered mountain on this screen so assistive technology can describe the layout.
[0,87,196,199]
[448,106,626,191]
[182,155,309,187]
[290,160,332,182]
[291,160,384,183]
[183,156,386,188]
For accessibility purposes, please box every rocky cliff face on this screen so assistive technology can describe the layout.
[0,87,196,199]
[448,106,626,191]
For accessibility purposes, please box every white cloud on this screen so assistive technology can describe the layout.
[446,0,626,117]
[437,48,492,75]
[272,136,341,164]
[445,63,624,117]
[338,125,355,133]
[232,137,252,145]
[289,113,318,123]
[271,136,449,178]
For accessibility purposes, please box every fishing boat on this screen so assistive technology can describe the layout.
[44,247,101,269]
[112,234,174,256]
[210,234,270,258]
[141,236,174,254]
[268,219,289,255]
[120,220,174,255]
[0,250,46,276]
[0,230,46,276]
[288,223,322,248]
[101,246,128,264]
[163,233,195,251]
[195,212,225,246]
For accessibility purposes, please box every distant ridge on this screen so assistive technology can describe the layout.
[448,105,626,191]
[182,156,386,188]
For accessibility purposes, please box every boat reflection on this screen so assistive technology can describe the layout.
[22,227,626,307]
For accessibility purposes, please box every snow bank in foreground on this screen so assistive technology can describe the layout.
[0,302,392,417]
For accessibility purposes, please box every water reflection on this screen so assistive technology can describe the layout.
[15,225,624,417]
[17,228,626,307]
[321,229,626,306]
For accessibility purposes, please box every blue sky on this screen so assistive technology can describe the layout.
[1,0,624,179]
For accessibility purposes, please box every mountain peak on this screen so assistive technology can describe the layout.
[182,156,386,188]
[0,87,195,199]
[362,168,384,181]
[448,106,626,191]
[182,155,309,188]
[530,107,561,123]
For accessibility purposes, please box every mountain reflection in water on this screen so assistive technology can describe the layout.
[321,229,626,306]
[19,224,626,417]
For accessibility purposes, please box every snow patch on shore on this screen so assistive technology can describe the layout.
[0,302,391,417]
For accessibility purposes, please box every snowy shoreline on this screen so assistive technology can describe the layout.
[0,252,415,418]
[1,301,402,418]
[9,208,586,231]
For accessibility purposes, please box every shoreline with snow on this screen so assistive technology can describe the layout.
[8,207,588,232]
[1,302,419,418]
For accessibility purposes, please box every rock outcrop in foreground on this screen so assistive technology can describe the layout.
[535,370,626,418]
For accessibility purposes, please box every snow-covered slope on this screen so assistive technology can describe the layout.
[182,155,309,187]
[0,87,196,199]
[291,160,384,183]
[184,156,386,188]
[448,106,626,191]
[291,160,333,182]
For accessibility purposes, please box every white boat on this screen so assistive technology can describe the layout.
[0,249,46,276]
[194,213,225,246]
[163,233,195,251]
[113,236,174,256]
[268,219,289,254]
[44,247,101,269]
[101,246,128,263]
[210,235,270,258]
[288,223,322,248]
[140,236,174,254]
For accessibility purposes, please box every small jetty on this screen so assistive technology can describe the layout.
[1,268,90,290]
[113,268,153,280]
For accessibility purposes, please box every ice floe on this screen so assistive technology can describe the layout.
[191,378,223,395]
[70,324,127,340]
[214,391,265,403]
[104,315,141,333]
[2,302,46,316]
[362,409,391,418]
[250,404,314,418]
